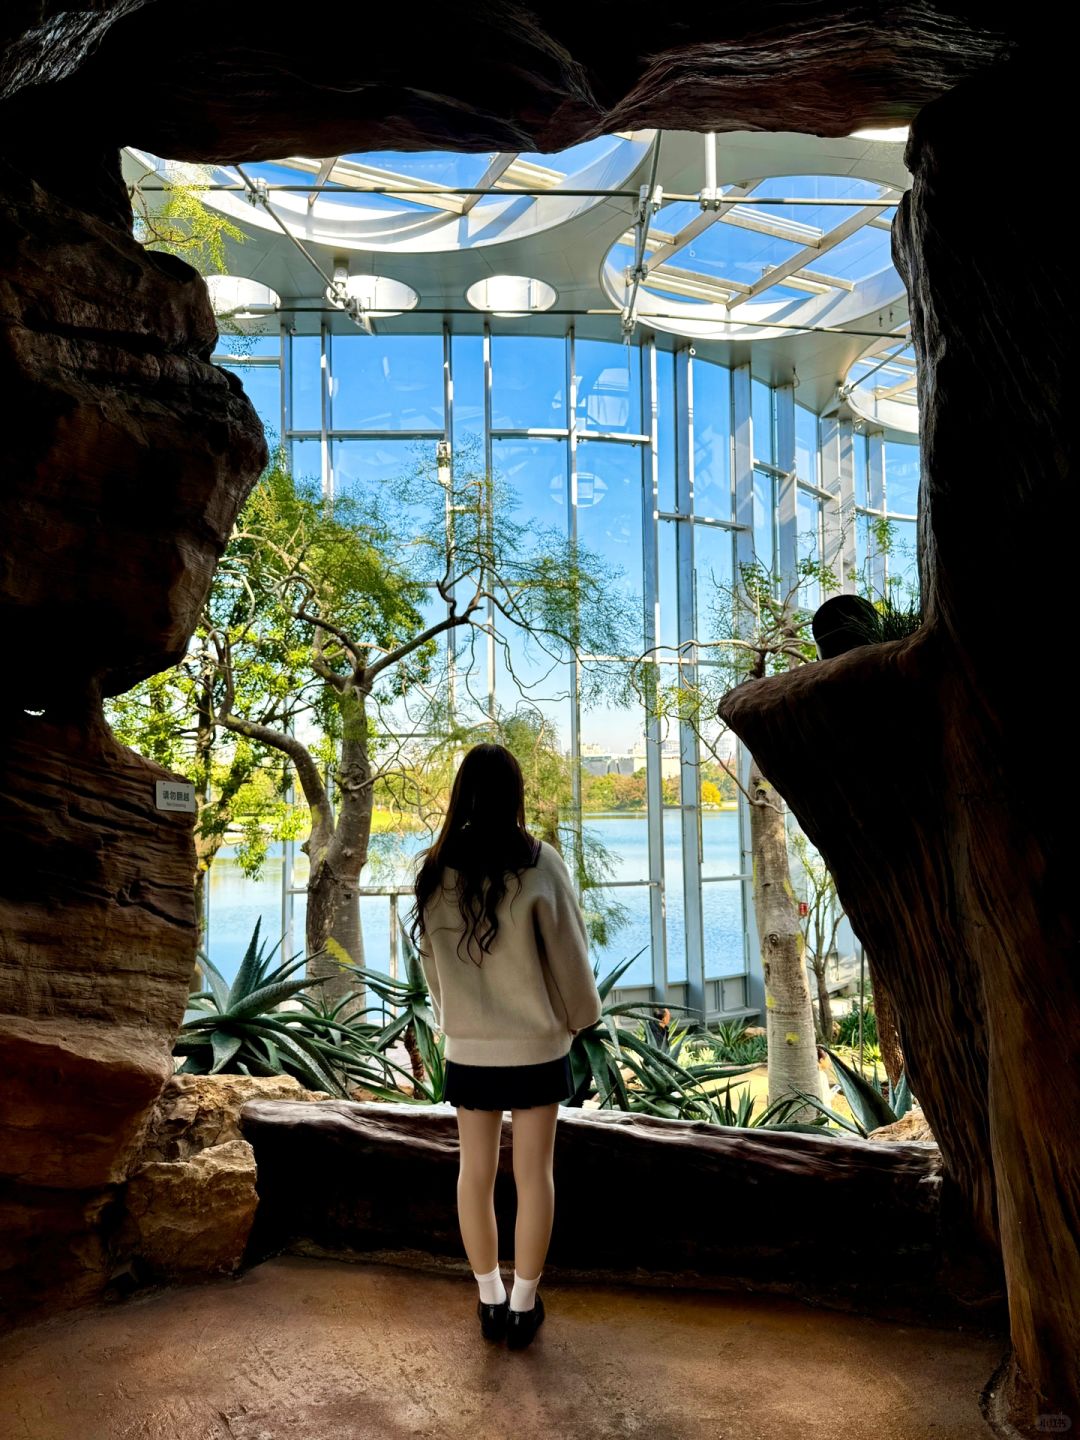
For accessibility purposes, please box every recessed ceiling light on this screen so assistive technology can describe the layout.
[849,126,910,143]
[466,275,558,316]
[204,275,281,328]
[325,272,419,319]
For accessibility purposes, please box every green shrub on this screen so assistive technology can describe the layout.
[835,1000,878,1048]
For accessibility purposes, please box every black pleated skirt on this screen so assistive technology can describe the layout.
[445,1053,574,1111]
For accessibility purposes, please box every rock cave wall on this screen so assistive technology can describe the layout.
[719,57,1077,1425]
[0,4,1072,1428]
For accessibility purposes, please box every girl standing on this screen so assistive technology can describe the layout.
[411,743,601,1349]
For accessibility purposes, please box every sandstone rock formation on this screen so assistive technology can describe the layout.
[137,1073,329,1162]
[241,1099,1003,1326]
[122,1139,257,1281]
[719,56,1077,1428]
[3,4,1027,162]
[119,1075,327,1282]
[0,123,266,1323]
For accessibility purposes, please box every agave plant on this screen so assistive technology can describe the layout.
[176,919,393,1098]
[708,1018,768,1066]
[708,1082,841,1132]
[565,954,759,1119]
[338,928,447,1103]
[820,1046,913,1136]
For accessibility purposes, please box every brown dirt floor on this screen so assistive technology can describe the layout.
[0,1256,1000,1440]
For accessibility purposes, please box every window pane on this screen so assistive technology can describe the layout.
[289,437,323,492]
[585,883,652,989]
[797,490,823,607]
[795,405,818,485]
[222,363,280,443]
[575,440,644,652]
[752,468,776,571]
[451,334,484,456]
[693,522,734,637]
[214,333,281,360]
[331,438,440,569]
[702,880,746,978]
[854,430,869,508]
[700,731,741,879]
[657,520,680,653]
[491,335,566,429]
[491,437,568,534]
[330,334,444,431]
[206,842,285,985]
[886,517,919,596]
[656,349,676,512]
[580,698,650,990]
[576,339,641,434]
[663,803,686,983]
[752,379,774,465]
[289,334,322,431]
[693,358,731,516]
[885,441,920,516]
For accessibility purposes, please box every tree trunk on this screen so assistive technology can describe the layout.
[402,1019,425,1089]
[306,689,373,1010]
[868,959,905,1090]
[306,862,366,1006]
[748,758,821,1121]
[812,960,834,1042]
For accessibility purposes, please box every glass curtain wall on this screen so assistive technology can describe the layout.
[211,325,920,1018]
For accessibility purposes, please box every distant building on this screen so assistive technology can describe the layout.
[580,744,681,780]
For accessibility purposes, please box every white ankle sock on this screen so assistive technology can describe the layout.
[510,1271,540,1312]
[474,1265,506,1305]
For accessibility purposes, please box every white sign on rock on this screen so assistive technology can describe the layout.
[154,780,197,813]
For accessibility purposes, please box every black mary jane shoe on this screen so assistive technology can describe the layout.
[506,1293,545,1351]
[477,1298,510,1342]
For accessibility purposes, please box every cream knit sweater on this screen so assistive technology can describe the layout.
[418,840,602,1066]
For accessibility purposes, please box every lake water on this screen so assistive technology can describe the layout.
[206,810,746,990]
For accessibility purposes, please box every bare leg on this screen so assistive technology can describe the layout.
[455,1106,504,1275]
[510,1103,559,1282]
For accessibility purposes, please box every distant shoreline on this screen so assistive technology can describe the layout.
[218,805,738,848]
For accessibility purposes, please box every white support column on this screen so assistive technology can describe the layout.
[566,329,584,892]
[481,326,496,721]
[441,325,455,728]
[641,339,668,1005]
[732,364,755,573]
[280,320,292,460]
[279,327,296,961]
[320,324,331,503]
[820,413,858,594]
[867,429,887,596]
[674,348,705,1020]
[774,381,798,595]
[730,365,765,1016]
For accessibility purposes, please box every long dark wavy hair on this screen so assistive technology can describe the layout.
[410,743,540,964]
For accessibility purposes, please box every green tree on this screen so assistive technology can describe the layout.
[107,642,306,939]
[183,450,633,1002]
[633,557,832,1117]
[129,168,244,276]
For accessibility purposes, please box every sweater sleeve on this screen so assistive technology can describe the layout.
[418,933,443,1029]
[535,847,602,1033]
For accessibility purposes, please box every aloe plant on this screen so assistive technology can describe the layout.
[822,1046,913,1136]
[175,919,395,1098]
